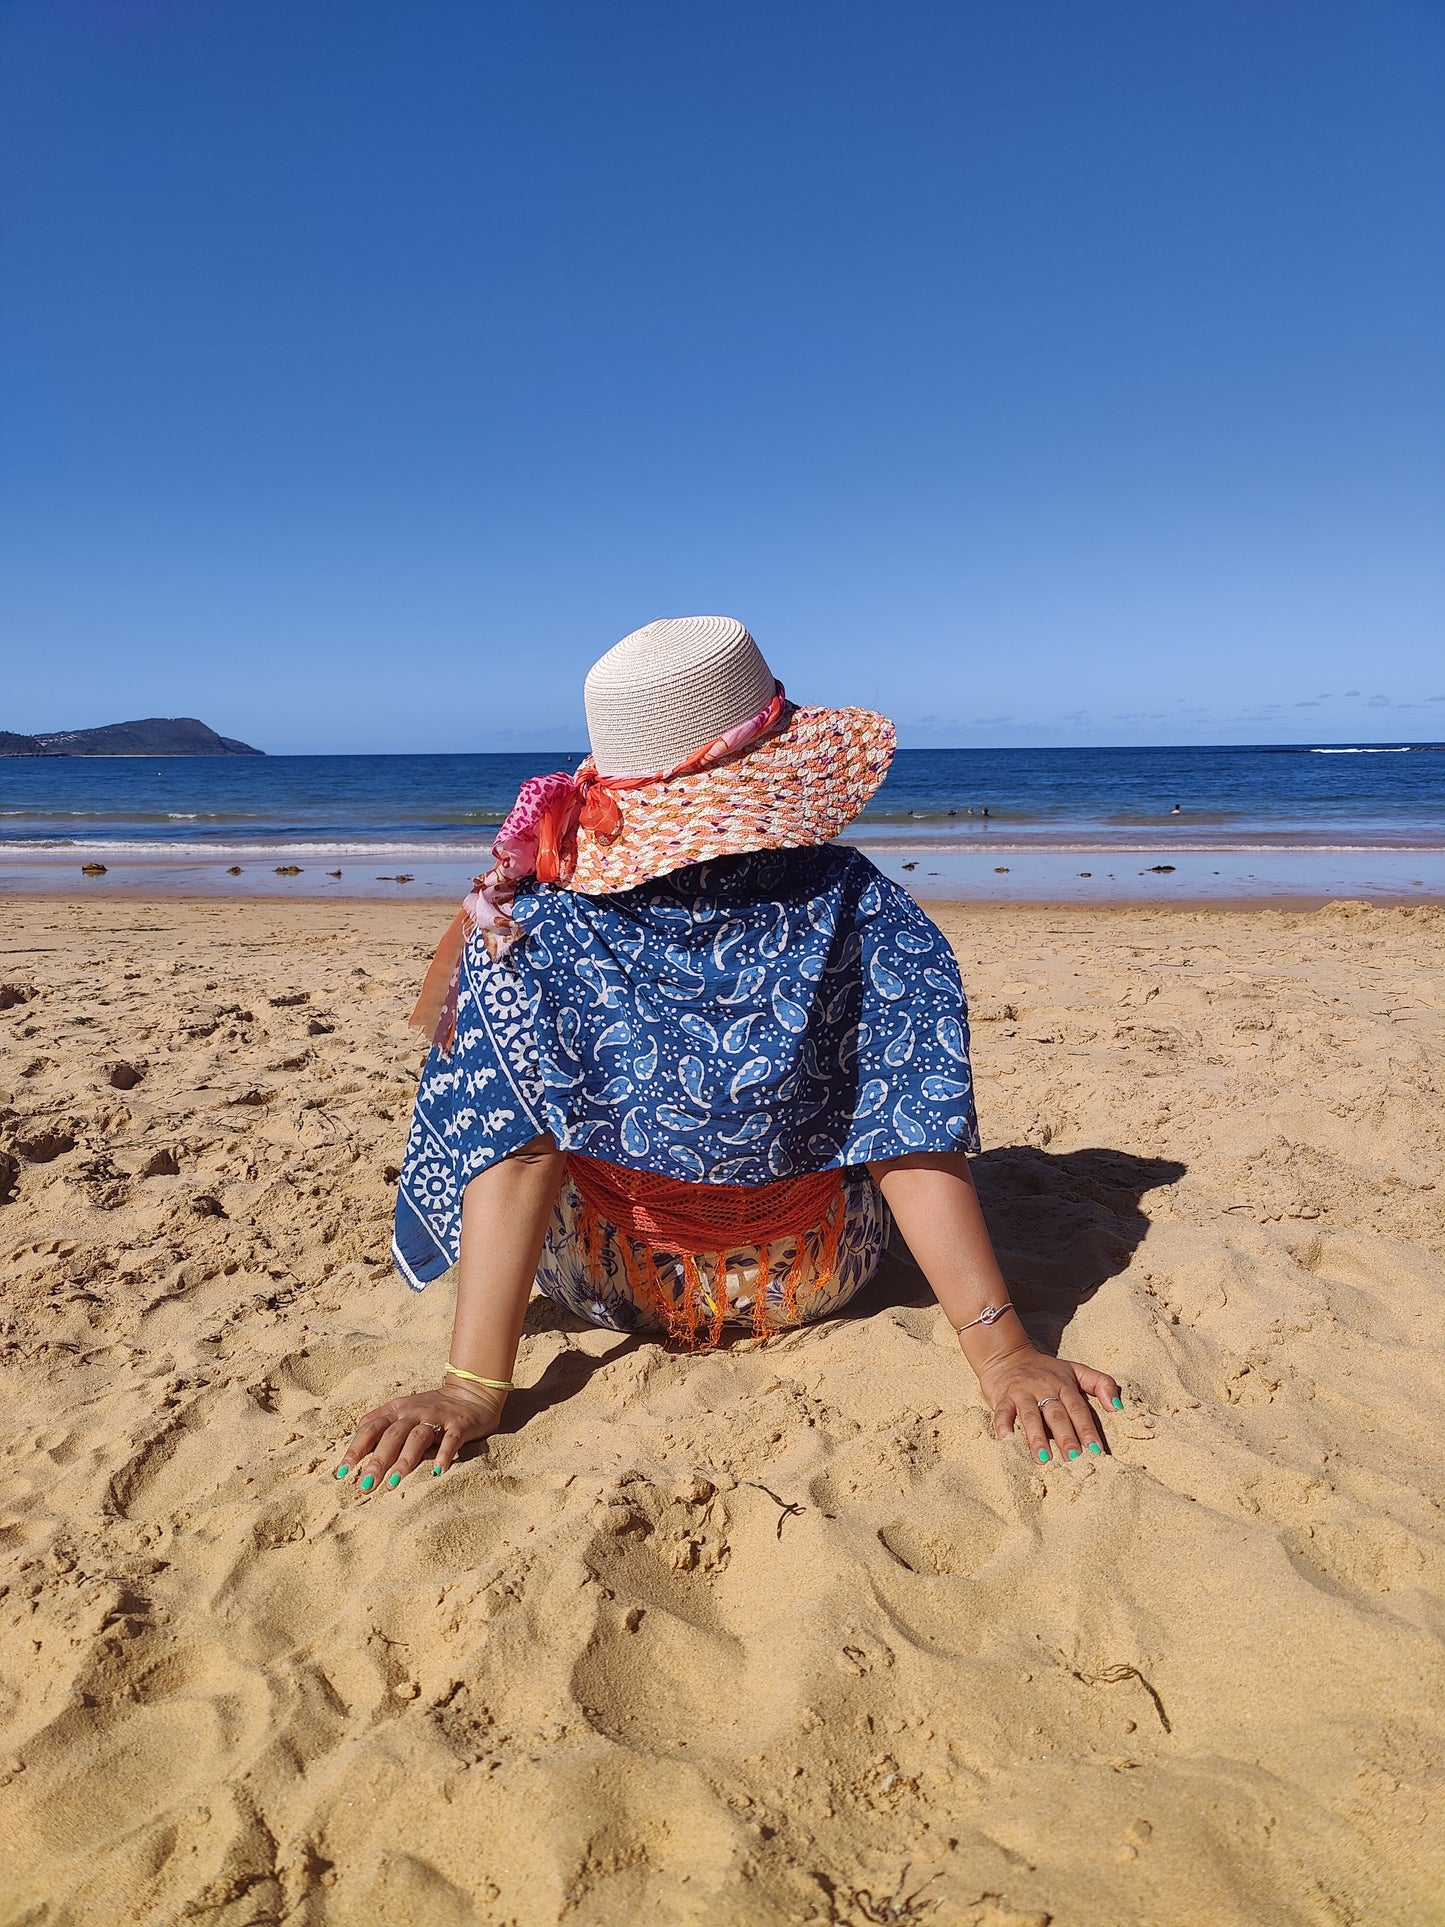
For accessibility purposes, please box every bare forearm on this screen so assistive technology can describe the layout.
[447,1226,536,1385]
[445,1136,565,1389]
[339,1139,564,1490]
[869,1151,1029,1375]
[869,1150,1121,1459]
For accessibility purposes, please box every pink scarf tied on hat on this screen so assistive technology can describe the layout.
[410,687,787,1049]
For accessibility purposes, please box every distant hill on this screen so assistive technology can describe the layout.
[0,718,263,757]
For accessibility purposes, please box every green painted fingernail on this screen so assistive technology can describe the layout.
[388,1473,400,1488]
[1088,1441,1102,1454]
[432,1465,442,1476]
[1112,1397,1123,1410]
[1037,1448,1050,1463]
[360,1474,374,1491]
[1067,1448,1080,1460]
[334,1465,348,1479]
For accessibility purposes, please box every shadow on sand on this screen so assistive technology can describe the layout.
[852,1144,1187,1353]
[490,1145,1186,1443]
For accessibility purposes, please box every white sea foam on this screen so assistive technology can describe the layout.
[0,840,495,859]
[4,836,1445,862]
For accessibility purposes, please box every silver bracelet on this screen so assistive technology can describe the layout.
[954,1302,1016,1334]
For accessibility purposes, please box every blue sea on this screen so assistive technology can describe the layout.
[2,744,1443,901]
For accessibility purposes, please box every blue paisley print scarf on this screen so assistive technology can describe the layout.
[392,845,979,1289]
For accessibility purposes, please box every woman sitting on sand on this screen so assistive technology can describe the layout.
[339,617,1121,1490]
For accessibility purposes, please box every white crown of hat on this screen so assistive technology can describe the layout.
[584,615,779,777]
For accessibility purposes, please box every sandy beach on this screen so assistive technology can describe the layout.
[1,892,1442,1926]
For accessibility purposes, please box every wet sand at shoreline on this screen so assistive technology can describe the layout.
[1,895,1442,1924]
[5,835,1445,904]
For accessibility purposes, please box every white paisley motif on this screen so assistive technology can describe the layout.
[392,848,979,1291]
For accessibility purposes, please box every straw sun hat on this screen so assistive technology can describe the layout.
[410,616,896,1046]
[566,615,895,894]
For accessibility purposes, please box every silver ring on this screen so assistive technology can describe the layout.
[1037,1396,1061,1409]
[420,1420,443,1435]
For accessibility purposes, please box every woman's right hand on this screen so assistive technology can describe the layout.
[334,1383,506,1490]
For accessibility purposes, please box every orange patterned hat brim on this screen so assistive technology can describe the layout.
[566,705,896,896]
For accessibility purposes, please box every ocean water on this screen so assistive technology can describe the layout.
[2,743,1443,901]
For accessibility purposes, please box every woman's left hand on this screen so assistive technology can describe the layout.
[334,1383,507,1490]
[973,1342,1122,1462]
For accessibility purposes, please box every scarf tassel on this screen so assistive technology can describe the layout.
[408,908,470,1052]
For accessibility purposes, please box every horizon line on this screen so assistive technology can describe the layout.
[7,735,1445,759]
[199,735,1445,757]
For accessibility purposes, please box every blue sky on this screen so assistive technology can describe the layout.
[2,0,1441,753]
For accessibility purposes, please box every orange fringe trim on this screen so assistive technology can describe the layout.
[568,1156,850,1352]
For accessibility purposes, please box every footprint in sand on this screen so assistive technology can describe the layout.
[569,1530,759,1760]
[875,1497,1007,1578]
[9,1629,271,1875]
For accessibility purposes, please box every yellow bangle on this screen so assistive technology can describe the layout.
[445,1363,513,1391]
